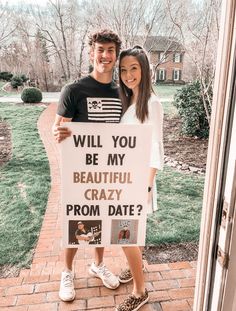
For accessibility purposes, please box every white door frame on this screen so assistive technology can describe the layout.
[221,153,236,309]
[194,0,236,310]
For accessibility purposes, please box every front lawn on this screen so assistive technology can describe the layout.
[0,81,17,97]
[147,166,204,244]
[144,84,204,246]
[153,84,183,115]
[0,101,204,270]
[0,103,50,268]
[0,81,6,96]
[153,84,183,98]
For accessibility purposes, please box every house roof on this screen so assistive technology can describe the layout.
[144,36,184,53]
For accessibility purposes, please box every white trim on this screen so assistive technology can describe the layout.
[159,52,166,63]
[158,68,165,80]
[173,69,180,81]
[194,1,236,310]
[173,53,181,63]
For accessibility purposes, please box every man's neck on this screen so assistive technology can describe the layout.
[91,71,113,84]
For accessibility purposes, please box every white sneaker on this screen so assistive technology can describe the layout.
[59,270,75,302]
[89,262,120,289]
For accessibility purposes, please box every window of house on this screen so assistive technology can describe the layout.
[159,52,167,63]
[173,69,181,80]
[173,53,181,63]
[159,69,165,80]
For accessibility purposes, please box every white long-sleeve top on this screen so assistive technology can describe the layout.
[120,94,164,170]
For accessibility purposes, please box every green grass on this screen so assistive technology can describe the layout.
[161,101,178,115]
[153,84,183,115]
[0,103,50,268]
[0,81,6,96]
[153,84,183,98]
[0,81,18,97]
[146,166,204,245]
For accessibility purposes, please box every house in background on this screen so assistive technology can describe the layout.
[144,36,185,84]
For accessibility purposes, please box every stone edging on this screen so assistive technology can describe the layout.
[164,155,206,175]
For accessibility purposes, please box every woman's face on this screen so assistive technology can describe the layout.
[120,56,141,94]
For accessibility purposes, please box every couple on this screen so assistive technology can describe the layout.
[52,29,164,311]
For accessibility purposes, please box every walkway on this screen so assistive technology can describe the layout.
[0,103,196,311]
[0,92,60,103]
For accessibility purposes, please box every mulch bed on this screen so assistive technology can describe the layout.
[163,115,208,170]
[144,243,199,264]
[0,121,12,166]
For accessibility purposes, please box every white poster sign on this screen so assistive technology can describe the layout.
[61,123,151,247]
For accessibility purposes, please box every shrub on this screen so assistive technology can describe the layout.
[21,87,43,103]
[0,71,13,81]
[20,74,28,83]
[173,80,212,138]
[11,75,23,88]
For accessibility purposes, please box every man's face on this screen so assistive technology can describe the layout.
[78,223,84,229]
[90,42,117,74]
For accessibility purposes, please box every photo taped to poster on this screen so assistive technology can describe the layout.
[69,220,102,245]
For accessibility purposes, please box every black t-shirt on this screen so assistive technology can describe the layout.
[75,228,91,245]
[75,228,90,236]
[57,75,122,123]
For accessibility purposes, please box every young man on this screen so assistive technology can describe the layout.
[75,222,101,245]
[52,29,122,302]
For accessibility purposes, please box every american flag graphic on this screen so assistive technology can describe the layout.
[87,97,122,123]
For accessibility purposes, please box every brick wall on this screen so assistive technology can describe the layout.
[150,51,185,82]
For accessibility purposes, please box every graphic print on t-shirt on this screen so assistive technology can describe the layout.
[87,97,122,123]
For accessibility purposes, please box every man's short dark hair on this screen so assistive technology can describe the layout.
[88,29,122,58]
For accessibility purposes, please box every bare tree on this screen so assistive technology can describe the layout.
[166,0,222,123]
[77,21,90,78]
[92,0,164,48]
[0,3,18,45]
[3,0,215,92]
[49,0,71,79]
[34,1,70,80]
[34,29,51,91]
[32,0,95,82]
[0,3,20,72]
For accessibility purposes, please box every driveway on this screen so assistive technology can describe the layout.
[0,92,60,103]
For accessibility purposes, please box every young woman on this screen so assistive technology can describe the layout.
[115,46,164,311]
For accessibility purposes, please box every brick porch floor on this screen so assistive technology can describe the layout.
[0,103,196,310]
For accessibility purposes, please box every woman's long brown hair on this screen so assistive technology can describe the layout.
[119,46,152,123]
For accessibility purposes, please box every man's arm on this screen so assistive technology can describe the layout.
[52,114,72,143]
[75,234,91,242]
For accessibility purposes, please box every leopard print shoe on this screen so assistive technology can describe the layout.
[118,268,133,283]
[115,289,149,311]
[118,264,146,284]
